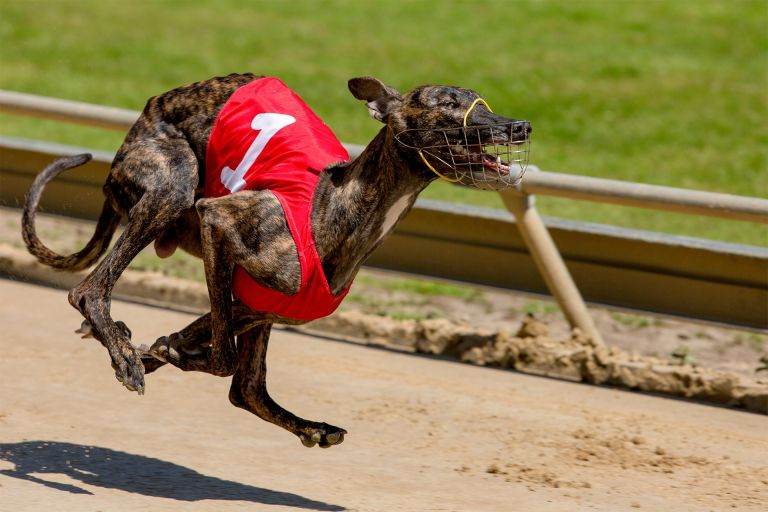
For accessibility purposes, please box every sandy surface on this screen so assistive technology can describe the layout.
[0,279,767,511]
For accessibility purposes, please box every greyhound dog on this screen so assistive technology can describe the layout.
[22,73,530,448]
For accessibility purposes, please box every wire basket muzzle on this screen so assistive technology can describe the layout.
[394,121,531,190]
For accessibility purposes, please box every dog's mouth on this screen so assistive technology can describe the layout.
[394,121,531,190]
[450,142,524,176]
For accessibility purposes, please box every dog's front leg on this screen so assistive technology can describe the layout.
[194,199,239,377]
[229,325,346,448]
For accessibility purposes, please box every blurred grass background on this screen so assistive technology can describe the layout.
[1,0,766,245]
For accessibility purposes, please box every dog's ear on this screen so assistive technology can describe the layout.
[348,77,403,123]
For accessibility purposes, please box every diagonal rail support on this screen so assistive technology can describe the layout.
[501,182,605,345]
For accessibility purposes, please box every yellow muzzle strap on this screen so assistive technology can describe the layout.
[420,97,494,183]
[462,97,493,127]
[418,150,460,182]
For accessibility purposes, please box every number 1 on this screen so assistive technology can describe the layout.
[220,113,296,193]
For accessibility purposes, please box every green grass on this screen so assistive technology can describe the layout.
[668,344,698,366]
[609,312,661,330]
[1,0,766,245]
[732,332,767,351]
[353,273,484,301]
[522,300,559,317]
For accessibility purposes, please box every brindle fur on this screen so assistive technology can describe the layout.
[22,73,530,448]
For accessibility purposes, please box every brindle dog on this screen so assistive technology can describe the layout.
[22,74,530,448]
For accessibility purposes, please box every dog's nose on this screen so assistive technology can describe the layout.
[510,121,532,138]
[509,121,533,141]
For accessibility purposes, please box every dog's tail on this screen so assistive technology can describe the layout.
[22,154,122,271]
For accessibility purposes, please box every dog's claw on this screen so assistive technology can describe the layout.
[300,435,317,448]
[75,320,93,339]
[311,431,322,443]
[117,370,145,394]
[326,432,343,445]
[319,430,345,448]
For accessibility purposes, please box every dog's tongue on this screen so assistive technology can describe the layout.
[482,154,509,175]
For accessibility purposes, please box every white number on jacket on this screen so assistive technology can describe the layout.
[220,113,296,193]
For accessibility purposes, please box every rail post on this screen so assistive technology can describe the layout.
[500,179,605,345]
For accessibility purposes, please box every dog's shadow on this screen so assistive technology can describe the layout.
[0,440,344,511]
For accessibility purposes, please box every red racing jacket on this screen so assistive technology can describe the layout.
[204,77,351,321]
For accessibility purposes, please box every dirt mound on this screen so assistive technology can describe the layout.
[311,312,768,413]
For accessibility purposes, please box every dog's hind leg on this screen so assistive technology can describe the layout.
[69,138,198,394]
[229,325,347,448]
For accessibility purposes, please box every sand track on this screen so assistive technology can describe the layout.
[0,279,766,511]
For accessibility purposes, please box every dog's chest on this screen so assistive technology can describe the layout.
[377,194,414,242]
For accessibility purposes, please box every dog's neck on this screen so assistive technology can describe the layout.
[312,127,432,294]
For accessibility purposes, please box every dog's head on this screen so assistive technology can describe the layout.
[349,76,531,190]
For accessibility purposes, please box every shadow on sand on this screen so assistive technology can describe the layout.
[0,440,344,511]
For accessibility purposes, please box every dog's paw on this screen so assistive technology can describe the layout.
[149,333,206,365]
[136,344,167,374]
[110,344,146,395]
[298,424,347,449]
[149,333,179,362]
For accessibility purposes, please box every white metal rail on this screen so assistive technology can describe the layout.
[2,90,764,222]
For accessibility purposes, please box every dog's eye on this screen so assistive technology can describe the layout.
[439,99,460,109]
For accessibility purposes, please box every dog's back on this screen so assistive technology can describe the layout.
[122,73,263,172]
